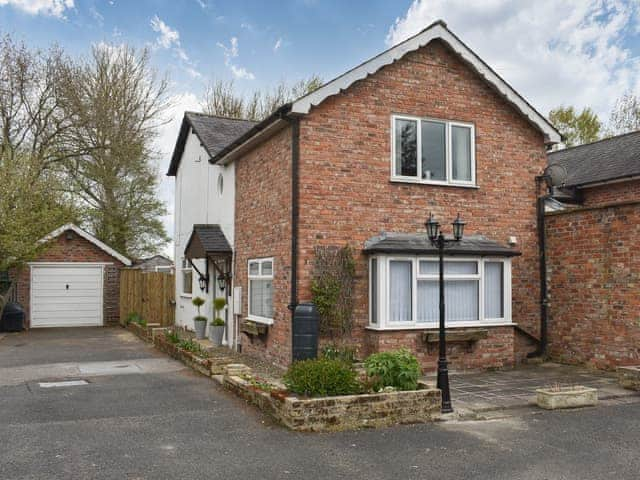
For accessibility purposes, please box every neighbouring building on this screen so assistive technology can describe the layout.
[11,223,131,328]
[169,20,562,370]
[132,255,175,273]
[546,132,640,369]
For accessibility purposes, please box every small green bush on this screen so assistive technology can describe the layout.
[284,358,360,397]
[178,338,210,358]
[126,312,141,325]
[364,349,421,391]
[165,329,180,344]
[321,343,357,364]
[211,318,225,326]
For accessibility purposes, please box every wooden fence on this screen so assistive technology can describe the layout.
[119,269,175,326]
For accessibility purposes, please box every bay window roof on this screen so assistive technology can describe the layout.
[363,233,520,257]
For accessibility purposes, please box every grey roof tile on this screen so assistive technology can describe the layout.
[548,131,640,187]
[167,112,256,176]
[363,233,520,257]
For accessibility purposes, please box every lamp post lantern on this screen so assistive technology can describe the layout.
[426,212,465,413]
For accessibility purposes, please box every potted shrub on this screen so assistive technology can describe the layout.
[209,297,226,346]
[192,296,207,340]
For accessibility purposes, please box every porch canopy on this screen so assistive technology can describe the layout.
[184,224,232,291]
[363,232,520,257]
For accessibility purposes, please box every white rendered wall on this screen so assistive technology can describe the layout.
[173,128,235,333]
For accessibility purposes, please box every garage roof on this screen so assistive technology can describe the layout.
[40,224,132,266]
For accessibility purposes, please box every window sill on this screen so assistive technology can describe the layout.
[365,321,516,331]
[180,294,193,299]
[246,316,274,326]
[390,177,479,189]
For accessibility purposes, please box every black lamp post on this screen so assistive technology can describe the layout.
[426,212,465,413]
[217,273,227,291]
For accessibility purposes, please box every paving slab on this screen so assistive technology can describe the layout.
[426,362,639,415]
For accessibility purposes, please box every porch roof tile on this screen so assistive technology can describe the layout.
[363,233,520,257]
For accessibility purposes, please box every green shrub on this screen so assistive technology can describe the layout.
[284,358,361,397]
[178,338,210,358]
[126,312,141,325]
[211,318,225,326]
[321,343,357,364]
[364,349,421,391]
[165,329,180,344]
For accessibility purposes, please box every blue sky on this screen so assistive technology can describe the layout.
[2,0,640,255]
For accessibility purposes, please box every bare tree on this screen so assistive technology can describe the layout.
[58,44,170,257]
[607,93,640,136]
[0,34,75,173]
[201,75,323,121]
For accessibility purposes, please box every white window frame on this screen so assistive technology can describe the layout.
[368,255,512,330]
[180,258,193,297]
[247,257,274,325]
[390,114,476,187]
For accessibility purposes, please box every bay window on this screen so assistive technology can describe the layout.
[392,115,475,186]
[248,258,274,324]
[369,256,511,329]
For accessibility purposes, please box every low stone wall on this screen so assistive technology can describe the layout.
[618,366,640,391]
[223,375,441,432]
[128,325,442,432]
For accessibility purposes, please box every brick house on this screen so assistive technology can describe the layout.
[169,21,561,370]
[546,132,640,369]
[12,223,131,328]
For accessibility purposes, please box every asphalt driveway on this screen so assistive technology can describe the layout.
[2,327,640,480]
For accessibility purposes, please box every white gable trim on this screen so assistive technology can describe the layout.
[39,223,132,266]
[291,21,560,144]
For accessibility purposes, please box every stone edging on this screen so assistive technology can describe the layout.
[127,326,442,432]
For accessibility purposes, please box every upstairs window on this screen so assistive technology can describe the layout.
[392,115,475,186]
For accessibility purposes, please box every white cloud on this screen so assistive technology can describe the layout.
[217,36,255,80]
[0,0,74,18]
[273,38,282,52]
[386,0,640,120]
[150,15,180,49]
[195,0,207,8]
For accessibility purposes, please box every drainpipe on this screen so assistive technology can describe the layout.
[286,117,300,316]
[527,175,549,358]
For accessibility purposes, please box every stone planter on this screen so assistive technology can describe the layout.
[617,366,640,391]
[536,385,598,410]
[193,318,207,339]
[209,325,224,346]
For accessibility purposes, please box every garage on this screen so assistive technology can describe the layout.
[11,223,132,329]
[30,265,104,327]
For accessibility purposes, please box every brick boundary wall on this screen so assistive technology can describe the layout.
[14,230,125,328]
[546,200,640,369]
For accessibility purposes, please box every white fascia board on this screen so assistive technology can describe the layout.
[39,223,132,266]
[291,23,561,145]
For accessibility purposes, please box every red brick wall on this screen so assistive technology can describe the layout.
[546,202,640,369]
[295,40,547,369]
[364,327,516,372]
[14,230,125,327]
[234,127,292,366]
[581,179,640,207]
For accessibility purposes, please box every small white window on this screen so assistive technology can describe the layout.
[217,173,224,196]
[392,115,475,186]
[248,258,274,324]
[181,258,193,296]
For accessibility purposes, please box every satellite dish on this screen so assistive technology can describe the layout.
[543,163,567,188]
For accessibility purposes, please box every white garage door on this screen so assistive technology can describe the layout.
[31,265,103,327]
